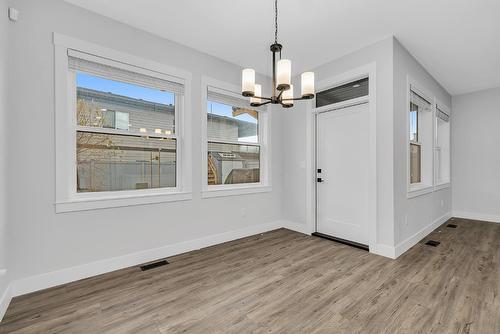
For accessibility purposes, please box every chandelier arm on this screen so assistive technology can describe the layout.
[251,100,272,107]
[276,89,284,100]
[253,95,273,101]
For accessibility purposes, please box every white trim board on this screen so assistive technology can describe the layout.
[370,212,452,259]
[395,212,452,258]
[370,244,397,259]
[452,211,500,224]
[10,220,283,297]
[0,284,12,323]
[280,220,312,235]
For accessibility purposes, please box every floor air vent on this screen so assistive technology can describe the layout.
[425,240,440,247]
[447,224,458,228]
[140,259,169,271]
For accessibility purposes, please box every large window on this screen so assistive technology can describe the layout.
[202,82,269,195]
[207,97,260,185]
[435,104,450,185]
[408,84,433,191]
[54,34,191,212]
[71,55,181,193]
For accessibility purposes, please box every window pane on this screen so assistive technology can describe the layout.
[208,142,260,185]
[115,111,130,131]
[77,132,176,192]
[410,143,421,184]
[316,77,368,108]
[76,72,175,135]
[409,102,418,141]
[207,101,258,143]
[436,117,450,183]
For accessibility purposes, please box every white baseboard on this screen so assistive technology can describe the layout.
[11,220,283,297]
[281,220,311,235]
[0,284,12,323]
[394,212,452,258]
[452,211,500,224]
[370,243,396,259]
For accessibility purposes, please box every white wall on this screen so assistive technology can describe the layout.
[6,0,283,289]
[452,87,500,222]
[281,37,453,256]
[393,39,452,250]
[0,0,10,306]
[281,37,395,248]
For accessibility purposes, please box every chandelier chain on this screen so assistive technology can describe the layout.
[274,0,278,43]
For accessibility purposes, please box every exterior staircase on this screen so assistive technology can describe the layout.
[208,155,217,185]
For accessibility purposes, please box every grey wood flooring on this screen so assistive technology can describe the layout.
[0,217,498,333]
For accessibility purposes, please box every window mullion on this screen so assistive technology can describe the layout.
[207,138,261,147]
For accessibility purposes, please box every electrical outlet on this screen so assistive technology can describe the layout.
[441,200,444,207]
[241,208,246,218]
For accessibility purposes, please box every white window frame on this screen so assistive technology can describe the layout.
[407,77,434,198]
[434,100,451,190]
[54,33,192,212]
[201,77,271,198]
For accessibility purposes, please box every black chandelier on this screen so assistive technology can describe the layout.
[241,0,315,108]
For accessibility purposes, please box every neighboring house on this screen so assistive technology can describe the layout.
[76,87,259,191]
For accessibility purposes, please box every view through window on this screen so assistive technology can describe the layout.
[207,100,260,185]
[75,72,177,193]
[409,90,431,185]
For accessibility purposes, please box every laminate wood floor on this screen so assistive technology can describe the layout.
[1,218,498,333]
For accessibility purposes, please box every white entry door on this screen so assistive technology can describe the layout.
[316,102,370,246]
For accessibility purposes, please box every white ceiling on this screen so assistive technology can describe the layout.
[64,0,500,95]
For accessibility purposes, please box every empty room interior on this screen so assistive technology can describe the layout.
[0,0,499,333]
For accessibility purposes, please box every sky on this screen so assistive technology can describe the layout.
[77,72,257,124]
[77,72,175,105]
[207,101,257,124]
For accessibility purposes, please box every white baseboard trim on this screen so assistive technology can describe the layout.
[394,212,452,258]
[11,220,283,297]
[370,244,396,259]
[452,211,500,224]
[0,284,12,323]
[281,220,311,235]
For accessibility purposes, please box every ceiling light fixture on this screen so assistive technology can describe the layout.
[241,0,315,108]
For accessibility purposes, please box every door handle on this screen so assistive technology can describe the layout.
[317,177,323,183]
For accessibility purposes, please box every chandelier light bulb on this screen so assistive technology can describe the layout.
[276,59,291,91]
[251,84,262,106]
[241,68,256,97]
[301,72,315,99]
[282,84,294,108]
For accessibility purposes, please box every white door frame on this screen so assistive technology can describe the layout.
[305,63,378,251]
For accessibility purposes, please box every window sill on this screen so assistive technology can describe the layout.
[202,185,272,198]
[434,182,451,191]
[407,184,434,199]
[56,191,192,213]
